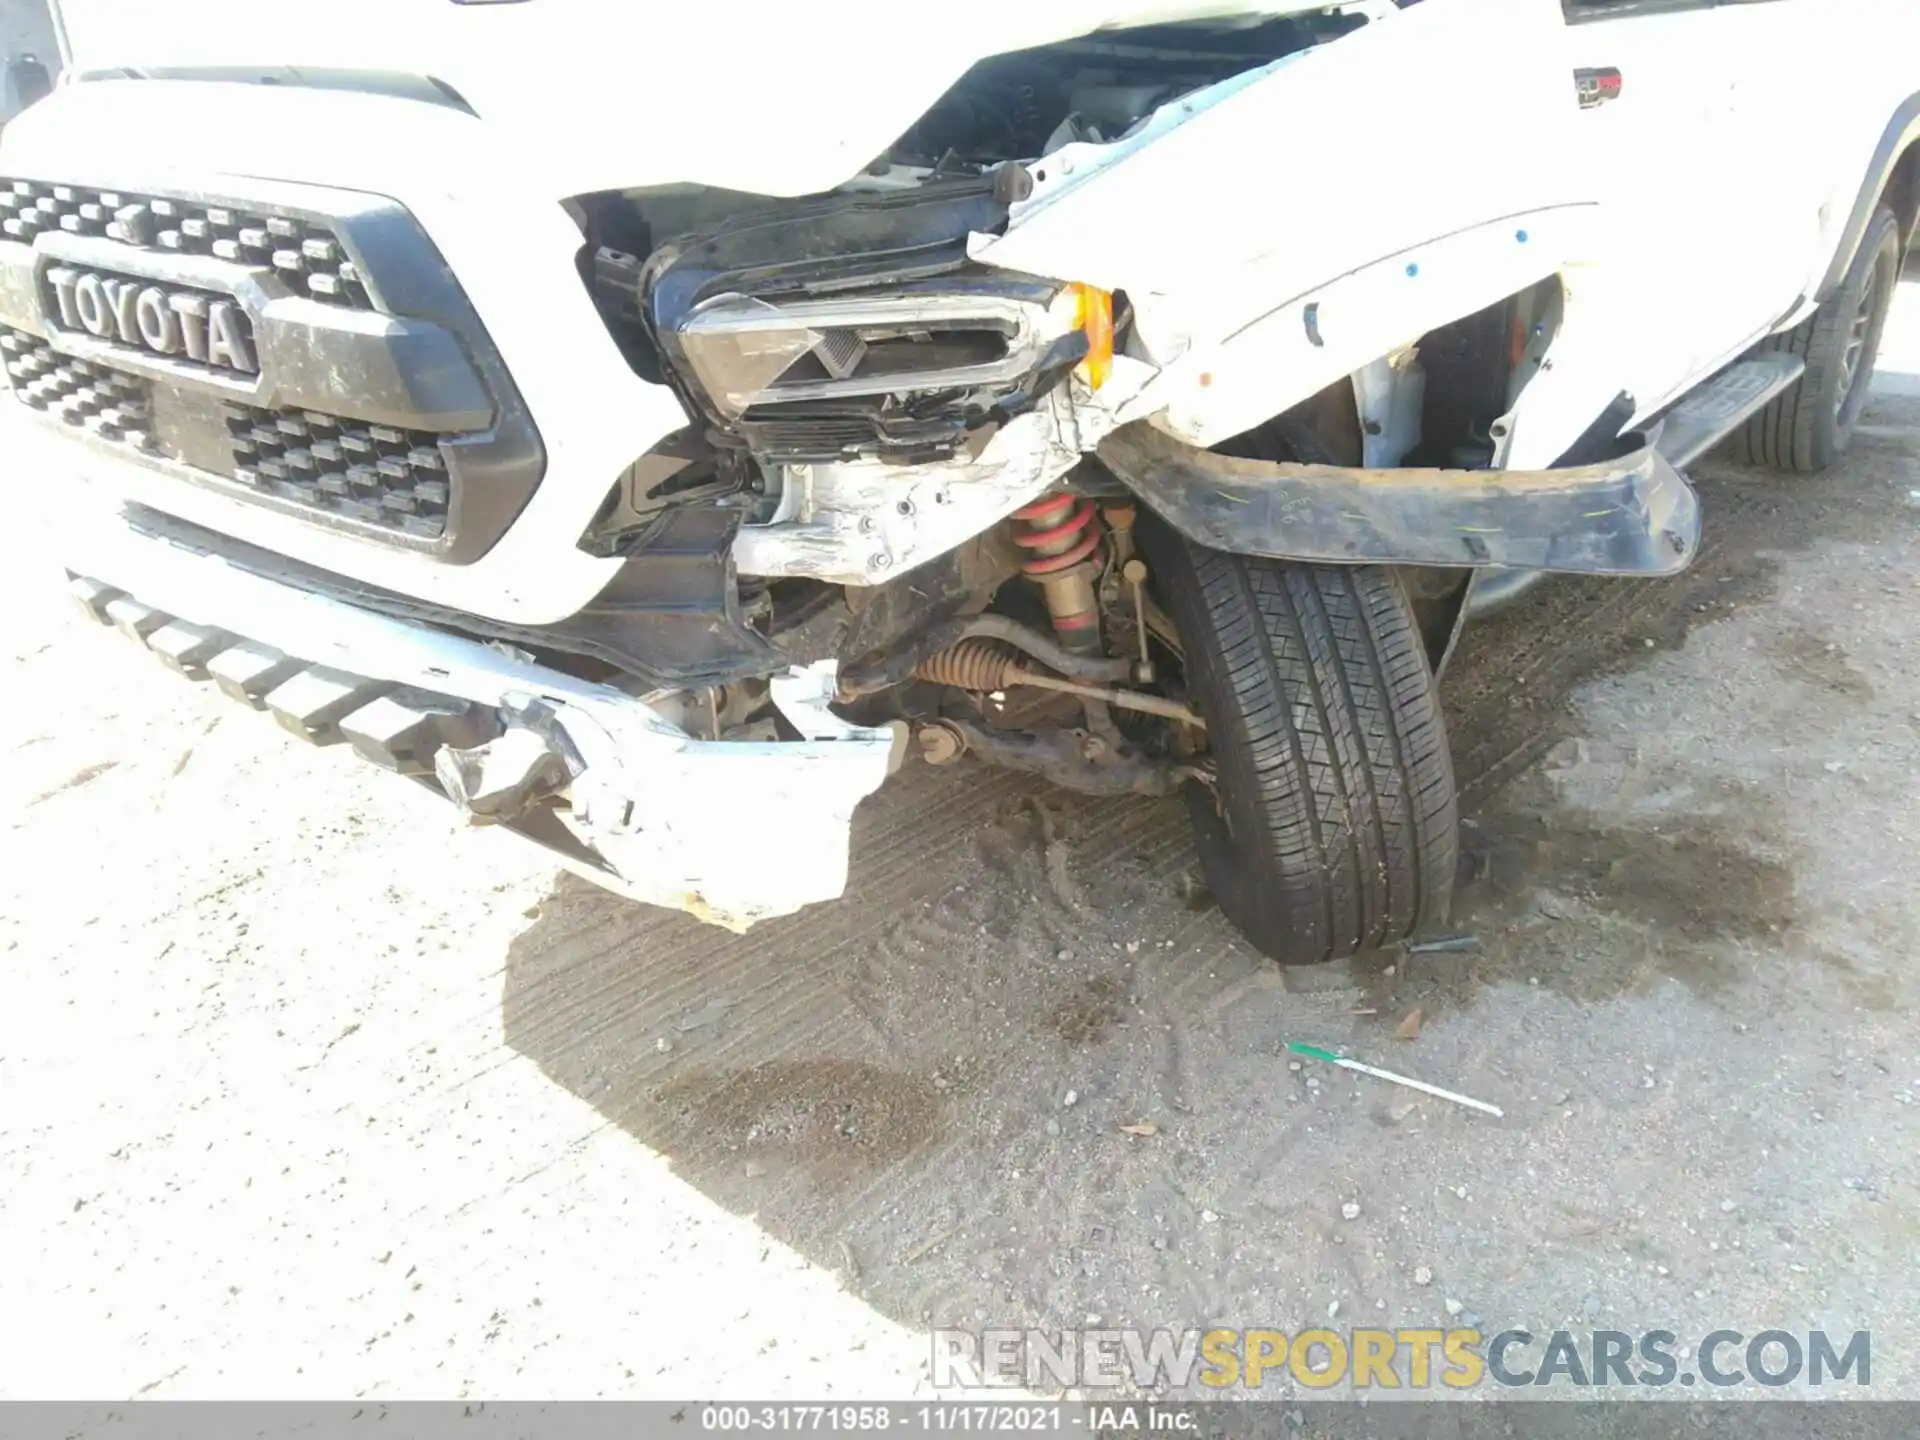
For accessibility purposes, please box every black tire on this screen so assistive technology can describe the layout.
[1143,519,1458,966]
[1730,204,1902,472]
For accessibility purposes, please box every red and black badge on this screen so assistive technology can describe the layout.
[1575,67,1625,109]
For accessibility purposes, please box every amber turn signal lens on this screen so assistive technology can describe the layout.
[1072,283,1113,391]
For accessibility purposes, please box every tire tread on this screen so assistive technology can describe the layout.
[1731,205,1900,473]
[1147,521,1458,966]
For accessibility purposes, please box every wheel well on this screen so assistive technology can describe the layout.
[1885,140,1920,251]
[1208,276,1564,675]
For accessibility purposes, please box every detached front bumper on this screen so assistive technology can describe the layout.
[1097,424,1700,575]
[63,507,907,930]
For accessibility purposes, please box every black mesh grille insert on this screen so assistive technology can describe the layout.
[226,403,449,538]
[0,179,371,308]
[1,326,155,444]
[1,325,449,539]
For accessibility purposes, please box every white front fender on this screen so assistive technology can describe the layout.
[971,0,1602,446]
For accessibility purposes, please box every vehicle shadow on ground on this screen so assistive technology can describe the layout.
[496,411,1913,1341]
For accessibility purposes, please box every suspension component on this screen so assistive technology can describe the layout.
[1102,501,1139,570]
[1012,493,1103,654]
[836,615,1129,699]
[916,720,969,767]
[918,718,1198,798]
[916,636,1024,691]
[915,638,1204,728]
[1122,558,1155,685]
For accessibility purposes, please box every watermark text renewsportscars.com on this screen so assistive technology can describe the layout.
[932,1327,1871,1391]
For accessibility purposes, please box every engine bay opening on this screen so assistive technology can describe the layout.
[888,11,1368,170]
[568,8,1369,467]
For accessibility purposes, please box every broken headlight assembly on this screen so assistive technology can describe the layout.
[630,181,1102,465]
[678,289,1070,420]
[662,279,1111,466]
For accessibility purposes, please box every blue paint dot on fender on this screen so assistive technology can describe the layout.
[1516,230,1530,243]
[1405,263,1420,278]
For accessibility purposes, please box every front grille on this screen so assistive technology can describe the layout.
[0,177,545,560]
[1,325,449,539]
[1,326,154,444]
[0,179,371,308]
[226,404,449,538]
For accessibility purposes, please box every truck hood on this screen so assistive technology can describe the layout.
[49,0,1375,198]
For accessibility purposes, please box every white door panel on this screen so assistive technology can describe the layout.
[1712,0,1838,331]
[1559,2,1791,416]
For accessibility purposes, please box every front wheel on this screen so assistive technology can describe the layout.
[1143,520,1459,966]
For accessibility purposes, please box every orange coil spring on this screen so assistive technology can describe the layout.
[914,638,1023,691]
[1012,493,1100,575]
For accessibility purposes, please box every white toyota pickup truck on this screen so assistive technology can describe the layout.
[5,0,1914,964]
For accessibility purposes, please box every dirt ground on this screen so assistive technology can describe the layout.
[2,286,1918,1405]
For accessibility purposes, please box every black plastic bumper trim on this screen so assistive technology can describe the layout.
[1096,421,1700,576]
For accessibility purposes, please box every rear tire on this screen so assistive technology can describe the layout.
[1730,204,1901,472]
[1143,520,1458,966]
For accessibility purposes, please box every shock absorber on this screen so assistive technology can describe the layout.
[1011,493,1103,654]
